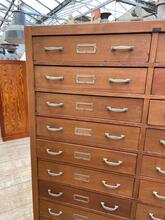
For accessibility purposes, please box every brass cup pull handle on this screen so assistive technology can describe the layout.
[48,208,63,217]
[46,101,64,107]
[160,140,165,146]
[48,189,63,198]
[101,202,119,212]
[107,106,128,113]
[103,158,123,166]
[45,75,64,81]
[102,180,121,189]
[105,133,125,141]
[44,46,64,52]
[46,149,63,156]
[153,191,165,201]
[109,78,131,84]
[149,213,163,220]
[47,169,63,177]
[156,167,165,175]
[46,125,63,132]
[111,45,134,52]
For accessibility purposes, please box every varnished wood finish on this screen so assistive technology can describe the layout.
[136,204,165,220]
[36,93,143,123]
[36,117,140,151]
[148,100,165,126]
[0,61,29,141]
[139,180,165,208]
[38,160,134,198]
[141,155,165,180]
[144,129,165,156]
[25,21,165,220]
[40,200,124,220]
[37,139,137,175]
[39,181,132,218]
[33,34,151,66]
[152,68,165,95]
[35,66,147,94]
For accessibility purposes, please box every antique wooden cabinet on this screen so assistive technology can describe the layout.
[25,21,165,220]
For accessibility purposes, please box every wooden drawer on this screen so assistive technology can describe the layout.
[40,200,125,220]
[33,34,151,66]
[148,100,165,126]
[141,155,165,180]
[38,160,134,198]
[152,68,165,95]
[136,204,165,220]
[37,139,137,175]
[156,33,165,63]
[144,129,165,156]
[39,181,132,218]
[139,180,165,208]
[36,93,143,123]
[35,66,147,94]
[36,117,140,151]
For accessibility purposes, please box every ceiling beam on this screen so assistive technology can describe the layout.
[36,0,73,24]
[0,0,16,27]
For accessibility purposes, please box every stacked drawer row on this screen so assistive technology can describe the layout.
[27,25,165,220]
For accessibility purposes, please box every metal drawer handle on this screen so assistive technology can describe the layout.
[47,169,63,177]
[107,106,128,113]
[156,167,165,175]
[153,191,165,201]
[111,45,134,52]
[102,180,120,189]
[109,78,131,84]
[103,158,123,166]
[160,140,165,146]
[76,43,96,54]
[45,75,64,81]
[105,133,125,140]
[48,208,63,217]
[46,101,64,107]
[46,149,63,156]
[44,46,64,52]
[101,202,119,212]
[46,125,63,132]
[149,213,163,220]
[48,189,63,198]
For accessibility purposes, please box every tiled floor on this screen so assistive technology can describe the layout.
[0,137,33,220]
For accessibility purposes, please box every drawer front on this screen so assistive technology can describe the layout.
[35,66,147,94]
[33,34,151,65]
[37,140,137,175]
[152,69,165,95]
[36,117,140,151]
[39,181,132,218]
[38,160,134,198]
[40,200,123,220]
[136,204,165,220]
[36,93,143,123]
[156,33,165,63]
[148,100,165,126]
[144,129,165,156]
[141,156,165,180]
[139,180,165,208]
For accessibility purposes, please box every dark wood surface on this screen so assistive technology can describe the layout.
[0,61,29,141]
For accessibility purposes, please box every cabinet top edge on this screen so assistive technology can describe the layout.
[25,20,165,36]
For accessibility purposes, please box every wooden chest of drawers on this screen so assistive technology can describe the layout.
[25,21,165,220]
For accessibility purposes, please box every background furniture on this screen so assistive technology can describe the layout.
[26,20,165,220]
[0,60,29,141]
